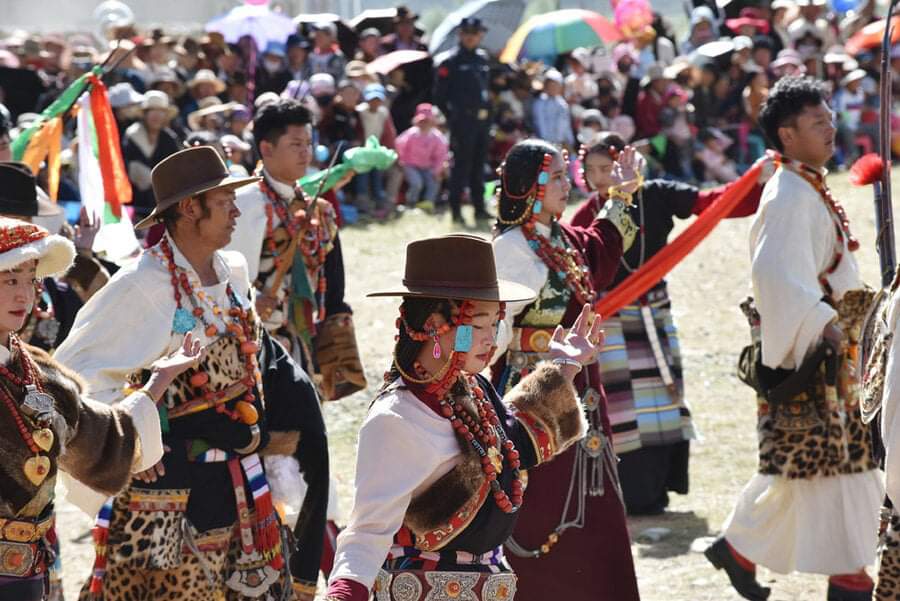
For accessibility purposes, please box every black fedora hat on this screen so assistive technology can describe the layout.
[0,162,62,217]
[368,234,535,303]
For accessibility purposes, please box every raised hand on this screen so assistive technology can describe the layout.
[548,304,604,369]
[150,331,205,376]
[73,206,101,253]
[142,332,207,406]
[610,145,643,196]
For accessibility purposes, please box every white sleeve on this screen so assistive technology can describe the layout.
[750,184,837,369]
[883,294,900,506]
[117,390,164,471]
[329,407,442,589]
[491,231,546,363]
[54,267,174,404]
[227,185,267,283]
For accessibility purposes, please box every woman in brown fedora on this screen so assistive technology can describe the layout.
[489,138,641,601]
[325,234,603,601]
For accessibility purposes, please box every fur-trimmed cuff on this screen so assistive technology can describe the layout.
[505,362,586,462]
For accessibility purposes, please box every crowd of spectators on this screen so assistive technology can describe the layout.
[0,0,891,226]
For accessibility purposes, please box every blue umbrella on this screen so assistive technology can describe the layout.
[428,0,527,57]
[206,3,296,52]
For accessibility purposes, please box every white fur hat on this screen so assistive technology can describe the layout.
[0,218,75,278]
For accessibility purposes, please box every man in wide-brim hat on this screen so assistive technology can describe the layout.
[182,68,226,120]
[187,96,241,132]
[325,233,607,601]
[122,90,183,219]
[380,4,427,53]
[57,145,329,600]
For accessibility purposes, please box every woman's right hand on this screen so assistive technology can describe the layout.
[548,304,604,380]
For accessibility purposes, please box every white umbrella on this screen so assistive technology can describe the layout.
[428,0,527,57]
[206,3,296,52]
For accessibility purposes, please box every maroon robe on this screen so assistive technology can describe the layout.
[492,218,641,601]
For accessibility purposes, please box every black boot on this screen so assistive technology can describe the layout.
[450,210,465,225]
[704,537,771,601]
[826,582,874,601]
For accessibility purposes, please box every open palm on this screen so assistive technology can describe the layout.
[611,146,643,196]
[549,304,604,366]
[151,332,206,376]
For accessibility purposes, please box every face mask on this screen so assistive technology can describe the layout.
[264,59,282,73]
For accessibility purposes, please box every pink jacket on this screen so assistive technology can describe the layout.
[395,126,449,174]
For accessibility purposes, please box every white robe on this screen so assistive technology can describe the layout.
[491,222,553,364]
[723,165,883,575]
[329,380,465,591]
[54,237,252,516]
[880,286,900,508]
[226,173,343,524]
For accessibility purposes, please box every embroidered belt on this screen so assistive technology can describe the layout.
[404,478,493,552]
[374,569,517,601]
[509,327,555,353]
[0,541,43,578]
[0,515,52,579]
[0,516,53,544]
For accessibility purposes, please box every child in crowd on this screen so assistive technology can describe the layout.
[394,103,448,210]
[355,83,396,219]
[696,128,739,184]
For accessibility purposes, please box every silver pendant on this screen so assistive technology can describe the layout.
[581,427,605,458]
[22,385,55,424]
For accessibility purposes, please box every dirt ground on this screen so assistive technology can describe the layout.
[56,168,899,600]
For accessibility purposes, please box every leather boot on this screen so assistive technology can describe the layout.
[704,537,771,601]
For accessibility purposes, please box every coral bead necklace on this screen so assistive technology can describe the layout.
[257,168,330,319]
[394,300,522,512]
[521,221,596,306]
[156,237,261,425]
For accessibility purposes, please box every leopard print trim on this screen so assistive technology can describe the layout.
[756,289,878,480]
[78,487,288,600]
[876,505,900,600]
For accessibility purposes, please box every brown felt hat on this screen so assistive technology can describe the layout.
[135,146,259,230]
[368,234,536,303]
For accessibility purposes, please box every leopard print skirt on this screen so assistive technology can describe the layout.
[876,505,900,600]
[78,487,288,601]
[757,289,878,480]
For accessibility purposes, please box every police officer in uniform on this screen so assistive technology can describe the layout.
[433,17,493,225]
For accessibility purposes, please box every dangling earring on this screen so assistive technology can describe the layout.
[431,327,442,359]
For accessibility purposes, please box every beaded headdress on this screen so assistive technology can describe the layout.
[496,152,554,226]
[0,217,74,279]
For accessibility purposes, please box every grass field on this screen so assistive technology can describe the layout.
[57,167,900,600]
